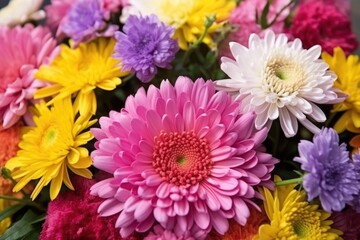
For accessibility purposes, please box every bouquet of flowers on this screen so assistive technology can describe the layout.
[0,0,359,239]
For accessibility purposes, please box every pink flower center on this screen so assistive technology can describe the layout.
[152,131,212,186]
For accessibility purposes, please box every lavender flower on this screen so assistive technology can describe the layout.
[294,128,360,212]
[62,0,117,45]
[349,154,360,213]
[114,14,179,82]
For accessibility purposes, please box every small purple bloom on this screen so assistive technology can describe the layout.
[294,128,360,212]
[349,154,360,213]
[62,0,117,45]
[114,14,179,83]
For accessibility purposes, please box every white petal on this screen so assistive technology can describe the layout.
[255,111,270,129]
[300,118,321,135]
[279,108,297,137]
[308,103,326,122]
[268,103,279,120]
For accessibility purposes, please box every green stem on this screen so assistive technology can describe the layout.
[275,177,303,186]
[266,0,297,28]
[23,200,47,212]
[0,195,23,201]
[122,73,135,83]
[181,15,216,65]
[324,112,337,127]
[0,195,46,212]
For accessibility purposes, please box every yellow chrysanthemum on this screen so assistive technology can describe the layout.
[0,199,11,236]
[129,0,236,49]
[254,177,342,240]
[35,38,128,116]
[322,47,360,133]
[5,98,96,200]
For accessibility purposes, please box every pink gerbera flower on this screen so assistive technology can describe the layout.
[0,25,57,129]
[90,77,277,239]
[144,225,194,240]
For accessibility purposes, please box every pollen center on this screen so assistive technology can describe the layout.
[41,126,59,147]
[282,204,322,239]
[264,56,306,94]
[152,131,212,186]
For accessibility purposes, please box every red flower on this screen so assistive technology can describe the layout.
[290,1,358,55]
[40,176,126,240]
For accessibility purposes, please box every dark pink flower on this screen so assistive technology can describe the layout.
[144,225,194,240]
[90,77,277,238]
[40,176,125,240]
[299,0,350,16]
[331,208,360,240]
[290,1,358,55]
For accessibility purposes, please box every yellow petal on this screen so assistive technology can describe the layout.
[71,156,92,169]
[334,112,351,133]
[68,166,93,179]
[50,164,65,200]
[67,148,80,165]
[34,84,63,99]
[352,110,360,128]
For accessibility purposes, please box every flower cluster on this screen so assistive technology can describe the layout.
[0,0,359,239]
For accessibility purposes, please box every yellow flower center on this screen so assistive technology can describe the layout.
[265,56,306,94]
[280,203,323,239]
[41,125,59,148]
[292,220,309,238]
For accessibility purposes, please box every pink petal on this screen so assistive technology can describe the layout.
[98,198,123,217]
[134,200,153,222]
[194,212,210,230]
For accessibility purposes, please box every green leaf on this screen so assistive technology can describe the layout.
[20,230,39,240]
[0,210,38,240]
[204,51,217,68]
[0,204,24,222]
[260,0,271,29]
[29,215,46,225]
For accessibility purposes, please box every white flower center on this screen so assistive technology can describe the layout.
[264,56,306,95]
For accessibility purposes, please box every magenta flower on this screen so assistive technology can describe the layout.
[90,77,277,238]
[40,176,123,240]
[290,1,358,55]
[0,25,57,129]
[144,225,194,240]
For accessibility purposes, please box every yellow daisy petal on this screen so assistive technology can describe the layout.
[322,47,360,133]
[132,0,235,50]
[35,38,128,115]
[255,181,342,240]
[5,99,95,200]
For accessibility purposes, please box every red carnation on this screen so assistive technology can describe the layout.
[40,176,127,240]
[290,1,358,55]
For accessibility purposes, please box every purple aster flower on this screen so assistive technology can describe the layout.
[114,14,179,83]
[62,0,117,45]
[349,154,360,213]
[294,128,360,212]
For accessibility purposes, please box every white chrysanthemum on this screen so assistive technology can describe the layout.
[216,31,343,137]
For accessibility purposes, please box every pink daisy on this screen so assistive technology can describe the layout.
[90,77,277,238]
[0,25,57,129]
